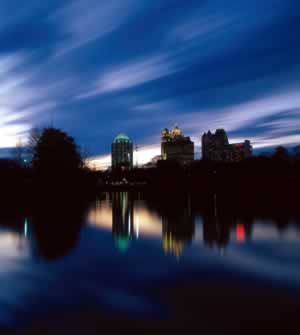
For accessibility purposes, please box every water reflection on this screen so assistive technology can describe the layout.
[88,192,300,257]
[112,192,135,252]
[3,192,297,262]
[32,201,86,260]
[0,192,298,329]
[88,193,162,242]
[11,202,86,261]
[161,196,195,258]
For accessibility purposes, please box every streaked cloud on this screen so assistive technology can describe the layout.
[54,0,140,55]
[78,54,175,98]
[0,54,33,147]
[0,52,63,148]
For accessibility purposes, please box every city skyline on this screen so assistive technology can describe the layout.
[0,1,299,166]
[87,125,290,170]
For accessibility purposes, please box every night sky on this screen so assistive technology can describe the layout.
[1,1,300,166]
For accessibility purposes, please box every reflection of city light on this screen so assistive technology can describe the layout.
[136,215,139,238]
[88,201,162,237]
[114,236,130,253]
[88,201,113,229]
[24,218,28,237]
[236,224,245,242]
[163,234,184,259]
[128,212,131,234]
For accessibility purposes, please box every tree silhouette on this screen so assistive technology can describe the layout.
[31,201,85,261]
[294,145,300,161]
[32,127,83,172]
[31,127,84,196]
[27,127,42,157]
[272,146,289,161]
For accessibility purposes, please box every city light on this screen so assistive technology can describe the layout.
[236,224,245,242]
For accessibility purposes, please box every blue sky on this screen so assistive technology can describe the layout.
[0,0,300,162]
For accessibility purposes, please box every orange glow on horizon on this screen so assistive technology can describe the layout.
[86,145,161,170]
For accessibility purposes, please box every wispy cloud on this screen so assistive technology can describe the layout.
[165,0,290,70]
[219,90,300,132]
[250,134,300,149]
[77,54,176,98]
[168,0,288,45]
[0,54,32,147]
[0,53,62,148]
[126,87,300,150]
[54,0,140,55]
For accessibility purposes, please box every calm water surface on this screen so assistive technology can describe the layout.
[0,192,300,328]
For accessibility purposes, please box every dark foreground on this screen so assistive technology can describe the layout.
[7,281,300,335]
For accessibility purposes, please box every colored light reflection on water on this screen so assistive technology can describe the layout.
[236,224,245,242]
[0,192,299,330]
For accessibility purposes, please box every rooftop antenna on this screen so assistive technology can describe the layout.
[135,144,139,167]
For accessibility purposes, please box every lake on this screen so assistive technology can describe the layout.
[0,191,299,334]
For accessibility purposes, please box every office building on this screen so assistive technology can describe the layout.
[230,140,252,161]
[202,129,230,161]
[202,129,252,162]
[111,133,133,169]
[161,126,194,164]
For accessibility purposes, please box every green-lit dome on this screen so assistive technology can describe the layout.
[113,133,132,143]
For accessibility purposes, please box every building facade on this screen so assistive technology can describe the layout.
[202,129,252,162]
[111,133,133,169]
[202,129,230,161]
[230,140,252,162]
[161,126,194,164]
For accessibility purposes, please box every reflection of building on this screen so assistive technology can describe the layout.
[202,129,252,162]
[162,234,185,258]
[161,197,195,258]
[202,195,253,249]
[111,133,133,169]
[202,194,232,249]
[112,192,134,252]
[161,126,194,164]
[202,214,231,250]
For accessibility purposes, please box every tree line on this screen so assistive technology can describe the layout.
[0,126,299,205]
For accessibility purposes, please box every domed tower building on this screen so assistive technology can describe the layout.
[111,133,133,169]
[161,126,194,164]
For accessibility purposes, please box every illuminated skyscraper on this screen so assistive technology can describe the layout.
[111,133,133,169]
[161,126,194,164]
